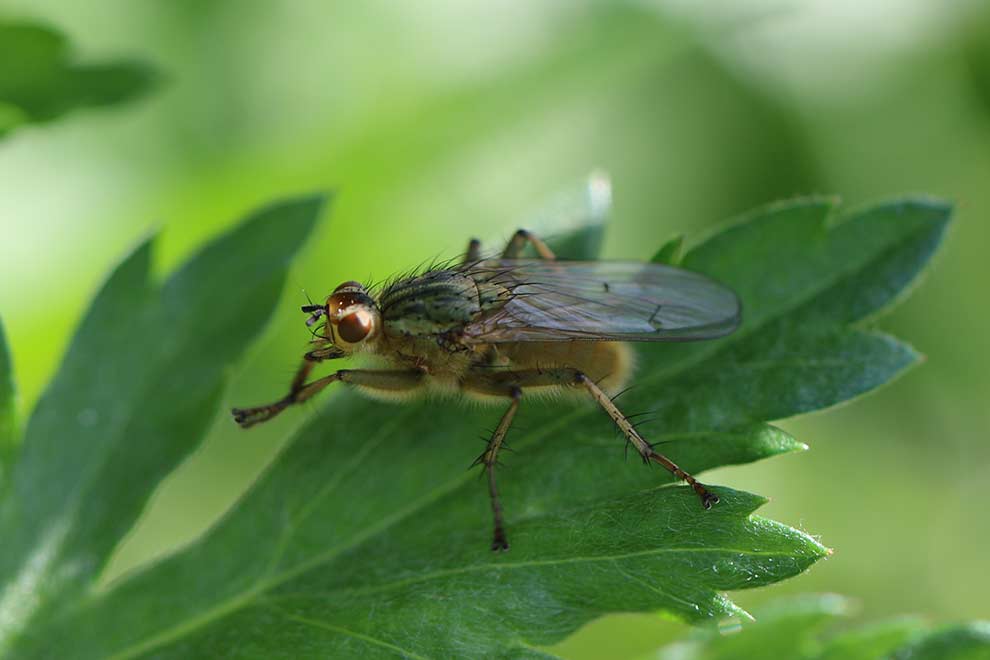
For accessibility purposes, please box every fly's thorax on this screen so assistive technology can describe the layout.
[380,269,511,338]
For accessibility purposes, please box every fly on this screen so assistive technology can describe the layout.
[232,226,741,551]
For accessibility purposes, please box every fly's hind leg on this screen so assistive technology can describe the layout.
[574,371,719,508]
[471,386,522,551]
[469,367,719,509]
[232,367,424,428]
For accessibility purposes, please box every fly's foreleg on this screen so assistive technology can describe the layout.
[471,386,521,551]
[468,367,718,509]
[502,229,556,260]
[232,368,424,428]
[231,350,325,427]
[289,346,342,392]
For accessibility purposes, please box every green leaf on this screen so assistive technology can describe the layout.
[648,594,990,660]
[0,318,15,479]
[0,21,158,137]
[653,234,685,266]
[890,623,990,660]
[651,594,852,660]
[0,194,326,654]
[1,196,948,659]
[817,617,928,660]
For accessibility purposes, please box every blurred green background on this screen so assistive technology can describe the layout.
[1,2,988,658]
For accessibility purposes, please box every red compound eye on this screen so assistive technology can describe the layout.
[337,311,372,343]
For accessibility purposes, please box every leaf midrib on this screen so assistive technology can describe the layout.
[261,544,814,605]
[104,214,930,659]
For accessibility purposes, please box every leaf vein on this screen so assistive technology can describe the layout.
[264,409,415,575]
[280,612,432,660]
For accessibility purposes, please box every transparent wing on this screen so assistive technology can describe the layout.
[461,259,741,344]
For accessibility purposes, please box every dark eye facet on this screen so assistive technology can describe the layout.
[338,311,371,343]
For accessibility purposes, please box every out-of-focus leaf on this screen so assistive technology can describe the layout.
[0,194,326,654]
[0,21,158,137]
[817,617,926,660]
[652,594,851,660]
[891,623,990,660]
[0,194,948,659]
[649,594,988,660]
[0,318,15,477]
[962,3,990,117]
[653,234,684,265]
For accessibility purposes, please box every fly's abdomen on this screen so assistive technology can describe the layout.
[381,270,510,337]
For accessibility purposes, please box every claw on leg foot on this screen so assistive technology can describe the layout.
[491,528,510,552]
[698,489,719,510]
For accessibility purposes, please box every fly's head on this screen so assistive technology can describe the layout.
[302,281,381,352]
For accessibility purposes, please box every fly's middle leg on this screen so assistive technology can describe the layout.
[471,386,522,551]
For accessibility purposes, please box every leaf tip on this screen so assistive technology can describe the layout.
[230,190,333,261]
[897,195,954,219]
[100,231,158,294]
[767,425,809,456]
[719,487,772,515]
[740,424,809,461]
[277,190,334,220]
[652,234,685,265]
[846,195,954,232]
